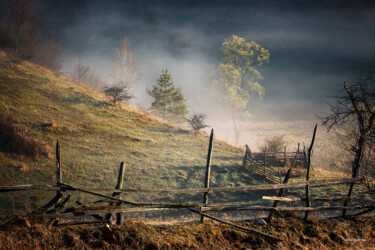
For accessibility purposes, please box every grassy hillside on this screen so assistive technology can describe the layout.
[0,51,271,212]
[0,51,369,218]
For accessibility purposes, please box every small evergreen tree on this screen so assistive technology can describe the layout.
[147,70,187,121]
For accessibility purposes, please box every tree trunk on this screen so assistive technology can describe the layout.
[342,135,365,217]
[232,112,240,145]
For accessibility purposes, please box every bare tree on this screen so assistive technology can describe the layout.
[8,0,39,59]
[31,32,61,72]
[73,58,90,82]
[104,81,133,106]
[320,68,375,215]
[112,37,140,84]
[72,58,105,90]
[187,112,209,132]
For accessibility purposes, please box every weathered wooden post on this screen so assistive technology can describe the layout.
[56,140,62,185]
[116,162,125,225]
[105,162,125,224]
[264,147,267,176]
[283,146,287,167]
[201,129,214,223]
[46,140,63,227]
[267,167,292,221]
[304,124,317,220]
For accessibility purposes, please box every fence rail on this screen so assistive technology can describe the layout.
[1,127,372,243]
[0,177,361,194]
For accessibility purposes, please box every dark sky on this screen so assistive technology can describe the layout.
[32,0,375,120]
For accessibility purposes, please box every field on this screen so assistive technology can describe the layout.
[0,50,374,248]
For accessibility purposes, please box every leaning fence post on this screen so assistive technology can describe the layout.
[201,129,214,223]
[304,124,317,220]
[267,167,292,221]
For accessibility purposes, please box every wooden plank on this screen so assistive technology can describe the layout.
[305,124,317,220]
[187,208,283,242]
[41,192,63,209]
[0,185,61,192]
[201,204,374,212]
[263,196,352,202]
[201,129,214,223]
[59,182,139,206]
[0,178,360,195]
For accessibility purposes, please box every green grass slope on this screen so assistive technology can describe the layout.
[0,51,274,211]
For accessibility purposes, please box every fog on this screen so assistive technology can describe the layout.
[33,0,375,145]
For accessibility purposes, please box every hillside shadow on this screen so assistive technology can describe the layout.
[62,96,109,107]
[149,127,190,134]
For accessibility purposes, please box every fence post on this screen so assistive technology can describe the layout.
[267,167,292,221]
[264,147,267,176]
[283,146,287,167]
[56,140,62,185]
[47,140,63,227]
[304,124,317,220]
[116,162,125,224]
[201,129,214,223]
[105,162,126,224]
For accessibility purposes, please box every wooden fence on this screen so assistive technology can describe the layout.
[242,143,307,184]
[0,126,373,242]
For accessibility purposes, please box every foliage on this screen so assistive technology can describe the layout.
[321,69,375,178]
[8,0,39,60]
[147,69,187,121]
[0,0,62,71]
[112,37,140,84]
[187,112,209,132]
[104,81,133,106]
[212,35,270,143]
[260,135,287,152]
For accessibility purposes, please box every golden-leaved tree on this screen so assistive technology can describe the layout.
[212,35,270,144]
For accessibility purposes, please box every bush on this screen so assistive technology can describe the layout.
[104,81,132,106]
[0,115,53,159]
[261,135,286,152]
[187,112,209,132]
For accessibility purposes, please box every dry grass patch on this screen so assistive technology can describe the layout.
[0,115,53,160]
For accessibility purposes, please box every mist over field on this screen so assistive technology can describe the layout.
[3,0,374,147]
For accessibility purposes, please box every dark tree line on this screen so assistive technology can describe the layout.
[0,0,61,72]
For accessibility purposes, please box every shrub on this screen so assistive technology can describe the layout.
[261,135,287,152]
[187,112,209,132]
[0,115,53,159]
[104,81,133,106]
